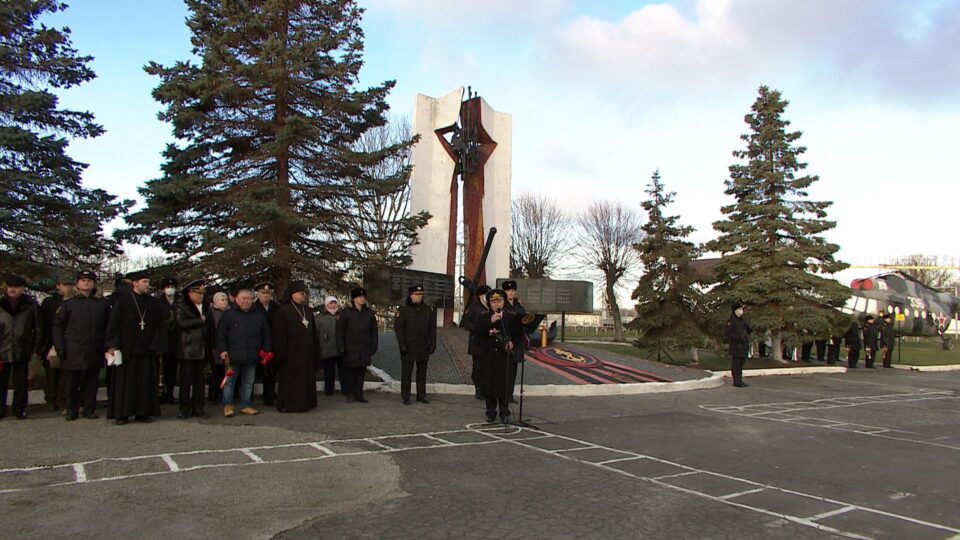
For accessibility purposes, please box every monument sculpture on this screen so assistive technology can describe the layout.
[408,87,512,325]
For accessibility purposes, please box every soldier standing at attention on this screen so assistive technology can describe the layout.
[336,288,378,403]
[843,318,862,369]
[725,302,751,388]
[253,282,280,406]
[395,285,436,405]
[862,315,879,368]
[502,280,526,403]
[38,275,73,412]
[880,313,896,368]
[53,271,109,421]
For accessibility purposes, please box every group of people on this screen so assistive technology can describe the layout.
[0,270,422,424]
[725,303,898,388]
[1,269,533,425]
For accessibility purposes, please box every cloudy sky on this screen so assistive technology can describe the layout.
[48,0,960,287]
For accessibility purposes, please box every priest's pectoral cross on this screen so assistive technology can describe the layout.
[139,321,146,331]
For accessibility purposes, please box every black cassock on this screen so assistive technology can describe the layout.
[106,292,163,419]
[475,309,524,400]
[273,302,319,412]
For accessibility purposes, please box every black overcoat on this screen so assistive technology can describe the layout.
[336,304,378,368]
[725,314,752,358]
[53,292,109,371]
[395,299,436,363]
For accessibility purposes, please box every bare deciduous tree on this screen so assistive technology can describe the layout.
[891,254,958,290]
[510,192,572,279]
[338,115,429,273]
[576,200,644,342]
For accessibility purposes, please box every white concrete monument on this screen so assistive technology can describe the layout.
[408,87,512,325]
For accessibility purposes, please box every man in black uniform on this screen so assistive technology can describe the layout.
[157,277,180,404]
[0,275,40,419]
[460,284,491,400]
[724,302,751,388]
[53,271,109,420]
[38,275,73,412]
[843,318,862,368]
[395,285,437,405]
[253,282,279,405]
[862,315,879,368]
[502,280,526,403]
[880,313,896,368]
[106,270,163,425]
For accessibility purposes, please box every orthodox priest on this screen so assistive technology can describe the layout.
[272,281,319,413]
[106,270,163,424]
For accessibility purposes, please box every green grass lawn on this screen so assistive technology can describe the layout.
[570,337,960,369]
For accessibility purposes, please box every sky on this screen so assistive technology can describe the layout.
[44,0,960,290]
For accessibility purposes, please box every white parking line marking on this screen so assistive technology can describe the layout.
[240,449,264,463]
[308,443,335,456]
[478,426,960,540]
[717,487,767,500]
[160,454,180,472]
[72,464,87,483]
[807,505,856,521]
[701,391,960,451]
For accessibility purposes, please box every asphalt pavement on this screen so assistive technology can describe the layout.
[1,368,958,539]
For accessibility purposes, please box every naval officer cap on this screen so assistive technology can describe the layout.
[76,270,98,282]
[159,277,179,289]
[408,285,424,294]
[182,278,206,294]
[126,270,150,281]
[254,282,275,293]
[502,280,518,291]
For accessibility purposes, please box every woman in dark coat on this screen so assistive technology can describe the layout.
[272,281,319,412]
[336,287,378,403]
[0,275,41,420]
[724,302,752,388]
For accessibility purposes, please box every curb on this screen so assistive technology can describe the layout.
[711,366,848,378]
[891,364,960,372]
[377,371,724,397]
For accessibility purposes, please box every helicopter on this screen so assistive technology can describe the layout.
[844,272,960,350]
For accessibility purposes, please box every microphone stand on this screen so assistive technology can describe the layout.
[500,309,538,430]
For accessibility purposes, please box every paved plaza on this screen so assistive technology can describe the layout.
[1,368,958,539]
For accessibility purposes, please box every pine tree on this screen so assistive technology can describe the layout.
[0,0,128,278]
[628,170,705,358]
[121,0,416,292]
[706,86,849,360]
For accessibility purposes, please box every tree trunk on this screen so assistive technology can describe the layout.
[606,277,625,342]
[690,347,699,363]
[771,331,783,362]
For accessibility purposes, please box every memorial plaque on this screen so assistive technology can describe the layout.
[365,267,456,308]
[495,279,593,314]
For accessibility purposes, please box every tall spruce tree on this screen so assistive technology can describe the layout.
[0,0,128,278]
[121,0,414,291]
[628,170,705,359]
[706,86,849,360]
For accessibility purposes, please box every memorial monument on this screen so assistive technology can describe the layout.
[408,87,512,325]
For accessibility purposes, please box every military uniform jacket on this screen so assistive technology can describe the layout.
[53,292,109,371]
[460,300,487,356]
[504,299,527,362]
[863,322,879,349]
[725,314,752,358]
[395,300,437,363]
[336,304,378,368]
[175,299,212,360]
[0,295,40,363]
[106,292,165,355]
[880,321,896,348]
[843,322,862,348]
